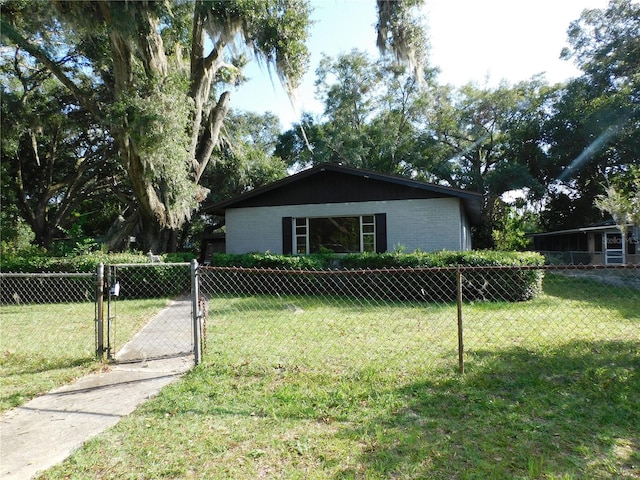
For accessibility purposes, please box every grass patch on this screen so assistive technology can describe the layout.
[461,273,639,353]
[38,274,639,479]
[0,298,170,412]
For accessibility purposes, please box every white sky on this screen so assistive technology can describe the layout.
[231,0,611,130]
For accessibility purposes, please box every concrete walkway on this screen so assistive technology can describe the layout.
[115,296,194,363]
[0,299,194,480]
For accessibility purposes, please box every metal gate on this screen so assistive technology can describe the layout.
[95,261,203,364]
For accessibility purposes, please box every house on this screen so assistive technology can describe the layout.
[201,163,483,260]
[532,220,639,265]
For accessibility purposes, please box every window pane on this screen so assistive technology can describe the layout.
[363,235,375,252]
[309,217,359,253]
[594,233,603,252]
[295,218,306,235]
[296,236,306,254]
[362,215,374,224]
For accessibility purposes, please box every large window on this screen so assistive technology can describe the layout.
[293,215,377,254]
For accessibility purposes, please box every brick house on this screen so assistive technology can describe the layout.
[201,163,482,261]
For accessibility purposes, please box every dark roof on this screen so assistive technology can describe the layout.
[204,162,483,224]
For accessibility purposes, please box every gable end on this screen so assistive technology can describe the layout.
[228,170,448,208]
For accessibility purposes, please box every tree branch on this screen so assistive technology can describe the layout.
[189,12,226,158]
[194,91,231,183]
[1,19,102,119]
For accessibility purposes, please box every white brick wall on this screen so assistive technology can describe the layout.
[225,198,467,254]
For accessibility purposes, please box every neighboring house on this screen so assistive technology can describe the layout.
[532,220,639,265]
[201,163,482,261]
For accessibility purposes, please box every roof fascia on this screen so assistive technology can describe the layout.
[532,223,635,237]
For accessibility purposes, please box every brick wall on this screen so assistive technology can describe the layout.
[225,198,466,254]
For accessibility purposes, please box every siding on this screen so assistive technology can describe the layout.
[225,198,466,254]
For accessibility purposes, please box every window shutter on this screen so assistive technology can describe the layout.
[282,217,293,254]
[375,213,387,253]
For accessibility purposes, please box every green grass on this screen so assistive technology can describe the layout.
[0,298,171,412]
[37,274,639,479]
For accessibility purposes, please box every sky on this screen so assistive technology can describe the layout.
[230,0,611,130]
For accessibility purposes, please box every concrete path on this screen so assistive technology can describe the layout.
[115,297,194,363]
[0,299,194,480]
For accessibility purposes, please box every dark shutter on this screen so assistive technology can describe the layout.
[282,217,293,254]
[375,213,387,253]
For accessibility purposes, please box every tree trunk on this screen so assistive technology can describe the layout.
[105,5,182,253]
[32,221,55,250]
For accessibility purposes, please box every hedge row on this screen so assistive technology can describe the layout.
[0,274,95,305]
[206,250,545,270]
[1,250,544,303]
[0,251,195,273]
[108,264,191,300]
[2,249,543,273]
[0,251,195,303]
[204,251,545,302]
[200,267,543,303]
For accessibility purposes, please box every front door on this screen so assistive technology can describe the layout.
[605,232,625,265]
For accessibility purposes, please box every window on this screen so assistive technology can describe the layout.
[361,215,375,252]
[283,214,386,254]
[628,232,637,255]
[286,215,381,254]
[295,218,308,254]
[593,233,603,252]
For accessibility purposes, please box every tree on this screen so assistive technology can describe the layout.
[277,49,436,175]
[1,0,312,252]
[562,0,640,93]
[278,54,551,248]
[425,80,545,247]
[313,51,381,169]
[2,0,428,253]
[376,0,428,80]
[203,111,287,204]
[186,110,287,248]
[274,112,323,169]
[492,201,539,251]
[539,0,640,230]
[595,168,640,235]
[1,60,117,249]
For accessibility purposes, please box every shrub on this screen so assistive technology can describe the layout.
[0,250,152,273]
[1,250,544,302]
[204,251,545,302]
[0,251,194,302]
[108,264,191,299]
[207,253,332,270]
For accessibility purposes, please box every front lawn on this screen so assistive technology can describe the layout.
[37,273,640,479]
[0,299,171,412]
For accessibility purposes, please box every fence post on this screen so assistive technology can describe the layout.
[191,259,202,365]
[95,263,105,360]
[456,267,464,374]
[105,265,113,360]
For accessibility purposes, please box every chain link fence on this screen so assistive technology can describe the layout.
[102,263,199,363]
[0,264,206,415]
[0,273,96,361]
[2,264,638,375]
[0,272,98,398]
[0,272,96,305]
[0,264,201,367]
[199,264,639,373]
